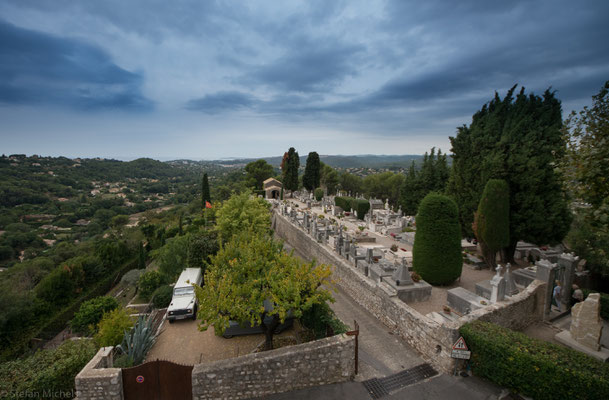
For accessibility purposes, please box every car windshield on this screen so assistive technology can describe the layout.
[173,286,194,296]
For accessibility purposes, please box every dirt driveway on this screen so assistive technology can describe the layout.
[146,318,298,365]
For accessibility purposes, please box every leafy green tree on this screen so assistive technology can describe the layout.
[35,263,84,305]
[320,163,339,195]
[151,285,173,309]
[94,308,135,347]
[302,151,321,191]
[70,296,119,335]
[245,159,275,192]
[562,81,609,276]
[474,179,510,268]
[281,147,300,193]
[364,171,404,208]
[201,173,211,207]
[138,270,164,298]
[339,172,363,196]
[186,230,219,272]
[196,231,333,350]
[448,86,571,260]
[412,193,462,285]
[110,214,129,229]
[216,192,271,241]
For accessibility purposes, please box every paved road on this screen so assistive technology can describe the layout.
[330,287,424,381]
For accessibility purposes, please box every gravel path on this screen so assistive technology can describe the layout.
[146,318,301,365]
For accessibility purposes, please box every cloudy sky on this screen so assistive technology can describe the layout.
[1,0,608,160]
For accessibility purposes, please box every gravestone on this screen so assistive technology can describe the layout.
[391,258,413,286]
[558,252,579,310]
[570,293,603,351]
[504,263,518,296]
[490,265,506,303]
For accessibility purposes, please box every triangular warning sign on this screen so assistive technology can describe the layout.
[453,336,468,350]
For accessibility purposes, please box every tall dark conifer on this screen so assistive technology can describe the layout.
[201,173,211,208]
[302,151,321,191]
[282,147,300,194]
[448,85,571,260]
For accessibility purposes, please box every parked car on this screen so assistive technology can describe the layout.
[222,300,294,338]
[167,268,201,323]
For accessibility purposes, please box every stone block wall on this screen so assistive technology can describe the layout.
[464,279,546,331]
[273,211,546,373]
[191,334,355,400]
[75,346,123,400]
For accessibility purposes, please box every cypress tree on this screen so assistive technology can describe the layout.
[303,151,321,191]
[475,179,510,268]
[201,173,211,208]
[449,86,571,260]
[412,193,462,285]
[282,147,300,194]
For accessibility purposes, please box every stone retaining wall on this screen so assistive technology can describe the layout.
[273,211,546,373]
[191,334,355,400]
[75,347,123,400]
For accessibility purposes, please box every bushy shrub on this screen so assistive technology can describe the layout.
[138,270,163,299]
[94,308,135,347]
[314,188,324,201]
[351,199,370,220]
[151,285,173,309]
[461,320,609,400]
[334,196,354,212]
[412,193,462,285]
[70,296,119,335]
[300,302,349,339]
[0,339,96,398]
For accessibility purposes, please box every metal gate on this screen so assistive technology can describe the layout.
[122,359,193,400]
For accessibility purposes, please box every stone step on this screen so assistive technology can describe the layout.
[379,281,398,297]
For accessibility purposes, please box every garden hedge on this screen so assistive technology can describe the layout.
[461,320,609,400]
[352,199,370,220]
[412,193,462,285]
[334,196,354,212]
[0,339,97,399]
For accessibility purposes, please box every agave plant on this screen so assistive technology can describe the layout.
[116,314,157,366]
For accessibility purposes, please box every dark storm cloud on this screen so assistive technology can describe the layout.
[0,19,152,110]
[245,40,365,93]
[185,91,257,113]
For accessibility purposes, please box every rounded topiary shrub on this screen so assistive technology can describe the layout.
[151,285,173,309]
[314,188,324,201]
[412,193,462,285]
[351,199,370,220]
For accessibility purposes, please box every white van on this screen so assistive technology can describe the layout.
[167,268,202,323]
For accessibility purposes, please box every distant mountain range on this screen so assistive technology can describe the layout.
[172,154,428,169]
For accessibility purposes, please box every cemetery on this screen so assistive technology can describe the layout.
[271,190,601,374]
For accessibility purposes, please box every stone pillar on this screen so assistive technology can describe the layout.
[366,248,373,264]
[558,252,579,310]
[536,259,558,320]
[343,236,350,260]
[570,293,603,351]
[504,263,518,296]
[490,265,506,303]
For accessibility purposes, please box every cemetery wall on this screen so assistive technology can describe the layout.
[273,212,459,372]
[75,347,123,400]
[462,280,546,331]
[191,334,355,400]
[273,211,546,374]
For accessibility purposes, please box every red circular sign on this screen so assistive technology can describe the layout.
[136,375,145,383]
